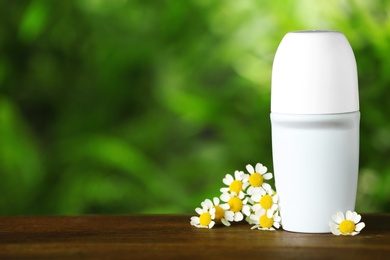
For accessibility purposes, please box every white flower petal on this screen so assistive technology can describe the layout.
[274,222,280,229]
[251,225,260,230]
[329,222,338,230]
[220,187,229,193]
[251,198,258,205]
[355,222,365,232]
[195,207,203,215]
[246,216,255,225]
[220,193,231,202]
[223,174,234,185]
[221,218,231,226]
[255,163,265,174]
[252,204,261,212]
[247,186,255,196]
[225,211,235,221]
[256,208,266,216]
[250,187,264,197]
[220,203,230,210]
[213,197,220,206]
[190,216,200,225]
[346,210,353,220]
[267,210,274,218]
[202,199,213,210]
[330,226,341,236]
[334,212,344,224]
[263,173,273,180]
[352,212,361,224]
[251,193,261,202]
[246,164,255,174]
[190,216,199,221]
[233,170,241,180]
[209,221,215,229]
[271,204,278,212]
[262,183,272,192]
[234,212,244,222]
[242,205,251,216]
[195,224,208,229]
[254,187,264,196]
[229,192,237,197]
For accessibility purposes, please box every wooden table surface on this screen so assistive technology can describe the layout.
[0,214,389,259]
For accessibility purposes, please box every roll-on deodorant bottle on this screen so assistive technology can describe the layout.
[270,30,360,233]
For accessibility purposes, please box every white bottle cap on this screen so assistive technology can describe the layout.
[271,30,359,114]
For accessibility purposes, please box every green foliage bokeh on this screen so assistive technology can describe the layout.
[1,0,390,215]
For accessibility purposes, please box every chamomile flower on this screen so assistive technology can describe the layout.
[205,197,234,226]
[329,211,365,236]
[220,170,249,195]
[250,209,281,231]
[190,199,216,229]
[251,188,279,213]
[220,191,251,222]
[243,163,273,195]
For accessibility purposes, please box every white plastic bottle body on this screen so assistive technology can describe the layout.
[271,111,360,233]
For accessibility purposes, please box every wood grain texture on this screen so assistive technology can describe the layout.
[0,214,389,259]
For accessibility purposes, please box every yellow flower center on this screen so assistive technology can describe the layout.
[260,194,273,210]
[228,197,243,212]
[249,173,263,187]
[339,220,356,234]
[214,206,224,221]
[199,212,212,226]
[260,214,274,229]
[229,180,243,194]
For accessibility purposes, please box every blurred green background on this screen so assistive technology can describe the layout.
[1,0,390,215]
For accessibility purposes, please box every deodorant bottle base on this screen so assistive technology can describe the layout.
[271,112,359,233]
